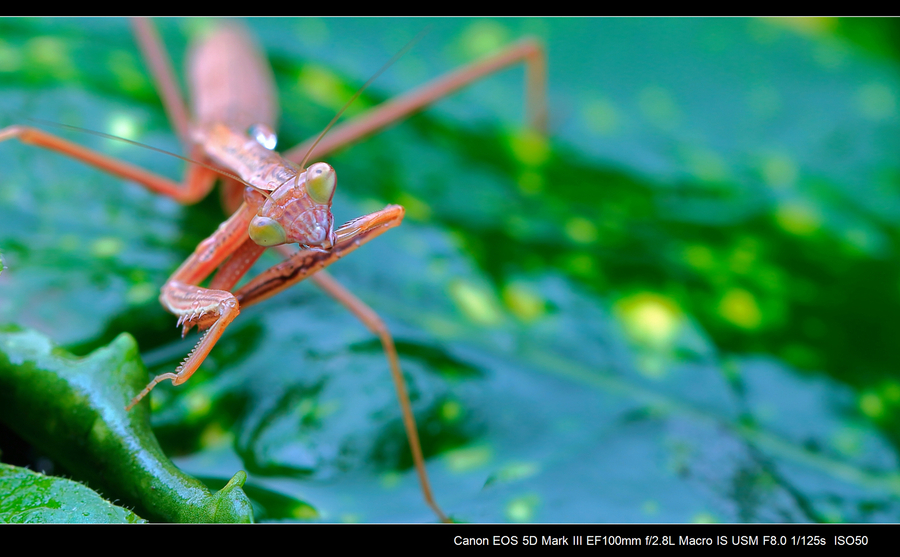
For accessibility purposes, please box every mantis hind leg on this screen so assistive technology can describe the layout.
[131,18,192,147]
[284,38,547,164]
[256,225,452,523]
[308,268,450,523]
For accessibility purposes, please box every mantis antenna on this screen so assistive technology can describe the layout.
[299,27,431,170]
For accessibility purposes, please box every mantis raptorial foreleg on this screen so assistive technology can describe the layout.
[126,200,406,412]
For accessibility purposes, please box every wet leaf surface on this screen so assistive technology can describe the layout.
[0,463,145,523]
[1,18,900,522]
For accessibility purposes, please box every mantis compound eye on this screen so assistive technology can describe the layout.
[248,216,287,247]
[305,162,336,205]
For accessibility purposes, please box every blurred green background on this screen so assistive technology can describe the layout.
[1,17,900,522]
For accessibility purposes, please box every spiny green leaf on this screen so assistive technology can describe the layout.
[0,463,145,523]
[0,326,253,523]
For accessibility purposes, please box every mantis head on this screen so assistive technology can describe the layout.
[246,162,337,251]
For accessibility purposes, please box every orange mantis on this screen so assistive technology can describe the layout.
[0,18,546,522]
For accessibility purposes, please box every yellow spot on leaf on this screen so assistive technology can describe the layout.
[199,422,231,449]
[26,36,74,80]
[718,288,762,330]
[493,461,540,483]
[107,113,140,142]
[107,50,147,94]
[126,283,156,306]
[615,292,682,349]
[767,17,836,36]
[508,128,550,167]
[502,282,546,322]
[446,445,492,473]
[774,201,820,236]
[298,65,347,111]
[449,279,503,326]
[458,20,510,60]
[186,391,212,418]
[440,399,462,422]
[291,503,318,520]
[505,493,540,522]
[859,391,884,419]
[565,216,598,244]
[90,237,124,259]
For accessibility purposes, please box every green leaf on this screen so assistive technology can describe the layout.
[0,326,253,523]
[0,463,145,523]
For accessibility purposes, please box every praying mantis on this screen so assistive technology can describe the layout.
[0,18,546,522]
